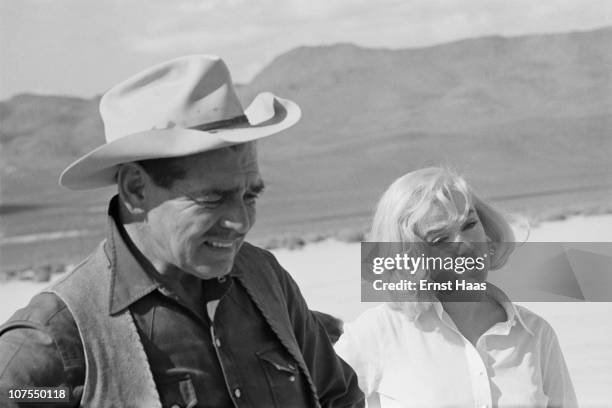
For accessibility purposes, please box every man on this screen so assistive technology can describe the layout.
[0,55,363,407]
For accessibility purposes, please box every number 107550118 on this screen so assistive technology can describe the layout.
[7,386,69,402]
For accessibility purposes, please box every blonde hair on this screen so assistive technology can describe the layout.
[369,167,520,318]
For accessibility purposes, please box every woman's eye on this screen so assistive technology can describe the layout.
[431,236,448,245]
[462,220,477,231]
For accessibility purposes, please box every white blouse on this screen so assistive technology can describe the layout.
[335,286,578,408]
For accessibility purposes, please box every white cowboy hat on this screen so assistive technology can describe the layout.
[59,55,301,190]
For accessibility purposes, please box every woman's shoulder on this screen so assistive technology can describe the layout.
[512,303,557,338]
[344,305,393,332]
[342,303,425,342]
[346,304,408,328]
[336,305,402,363]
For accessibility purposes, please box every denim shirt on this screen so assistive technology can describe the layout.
[0,197,363,408]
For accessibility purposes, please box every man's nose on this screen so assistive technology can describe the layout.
[220,200,251,234]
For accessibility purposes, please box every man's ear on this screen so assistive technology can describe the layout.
[117,163,149,215]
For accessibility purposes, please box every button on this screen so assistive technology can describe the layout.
[170,405,181,408]
[234,388,242,398]
[479,371,485,376]
[289,375,296,382]
[215,337,221,347]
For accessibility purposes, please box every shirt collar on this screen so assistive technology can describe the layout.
[426,283,534,336]
[104,196,161,315]
[486,283,534,336]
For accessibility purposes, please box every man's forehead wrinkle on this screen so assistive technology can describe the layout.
[180,171,263,196]
[193,180,263,196]
[180,149,259,179]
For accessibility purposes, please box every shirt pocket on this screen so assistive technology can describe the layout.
[256,346,304,407]
[157,374,198,408]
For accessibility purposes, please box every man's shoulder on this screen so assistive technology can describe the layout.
[0,243,106,358]
[234,242,295,290]
[236,242,284,273]
[2,293,68,327]
[237,241,274,258]
[0,293,85,398]
[46,241,109,292]
[1,292,78,337]
[0,292,83,373]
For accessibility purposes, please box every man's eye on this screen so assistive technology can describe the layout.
[190,195,223,207]
[200,199,223,205]
[195,201,222,209]
[244,193,259,205]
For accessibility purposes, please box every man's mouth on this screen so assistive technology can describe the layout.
[203,239,237,250]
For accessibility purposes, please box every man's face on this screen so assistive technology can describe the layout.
[142,144,262,279]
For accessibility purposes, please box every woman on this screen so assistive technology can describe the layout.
[335,167,577,408]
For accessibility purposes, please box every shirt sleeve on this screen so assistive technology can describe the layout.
[264,251,365,408]
[541,324,579,408]
[0,293,84,407]
[334,310,383,399]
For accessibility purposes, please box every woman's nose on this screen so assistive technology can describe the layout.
[450,234,475,255]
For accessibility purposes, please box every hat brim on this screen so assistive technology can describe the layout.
[59,93,300,190]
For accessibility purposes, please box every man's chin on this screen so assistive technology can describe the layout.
[185,262,233,280]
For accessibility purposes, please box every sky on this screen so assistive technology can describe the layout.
[1,0,611,100]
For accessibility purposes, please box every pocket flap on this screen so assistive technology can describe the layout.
[257,348,298,374]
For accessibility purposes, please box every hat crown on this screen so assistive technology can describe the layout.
[100,55,244,142]
[60,55,300,190]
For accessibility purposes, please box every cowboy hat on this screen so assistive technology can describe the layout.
[59,55,301,190]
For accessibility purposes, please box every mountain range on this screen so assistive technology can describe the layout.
[1,27,611,270]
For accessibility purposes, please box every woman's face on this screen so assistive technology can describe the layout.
[415,193,491,284]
